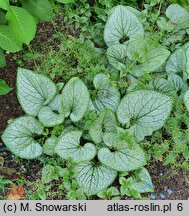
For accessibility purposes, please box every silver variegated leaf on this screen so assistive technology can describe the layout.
[62,77,90,122]
[98,132,146,172]
[38,106,64,127]
[107,44,128,70]
[166,4,189,30]
[104,5,144,46]
[89,109,117,144]
[1,116,43,159]
[75,162,117,195]
[17,68,57,116]
[43,137,58,156]
[128,168,154,193]
[55,130,96,162]
[126,38,170,77]
[92,73,120,112]
[117,90,172,141]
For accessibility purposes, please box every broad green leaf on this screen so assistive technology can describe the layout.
[0,26,22,52]
[38,106,64,127]
[168,74,186,92]
[149,78,175,95]
[117,90,172,141]
[98,133,146,172]
[43,137,58,156]
[0,49,6,68]
[128,168,154,193]
[0,11,6,25]
[104,5,144,46]
[0,0,9,10]
[6,6,36,45]
[56,0,75,3]
[107,44,128,70]
[89,109,117,144]
[1,116,43,159]
[166,4,189,30]
[62,77,90,122]
[184,90,189,111]
[20,0,53,22]
[166,48,186,74]
[55,131,96,162]
[75,162,117,195]
[92,74,120,112]
[0,79,12,96]
[126,38,170,77]
[17,68,57,116]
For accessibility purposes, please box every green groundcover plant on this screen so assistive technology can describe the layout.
[2,3,189,198]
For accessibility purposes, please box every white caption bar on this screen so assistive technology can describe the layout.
[0,200,188,216]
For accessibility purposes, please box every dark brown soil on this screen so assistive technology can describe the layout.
[0,17,189,200]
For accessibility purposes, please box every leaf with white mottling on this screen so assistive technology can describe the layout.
[128,168,154,193]
[98,133,146,172]
[149,78,175,95]
[89,109,117,144]
[17,68,57,116]
[166,4,189,30]
[43,137,58,156]
[62,77,90,122]
[128,167,154,193]
[48,94,63,114]
[166,48,186,74]
[75,162,117,195]
[117,90,172,141]
[104,5,144,46]
[38,106,64,127]
[107,44,128,70]
[92,74,120,112]
[168,74,186,92]
[1,116,43,159]
[126,38,170,76]
[55,131,96,162]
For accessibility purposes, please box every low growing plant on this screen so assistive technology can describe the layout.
[2,3,189,199]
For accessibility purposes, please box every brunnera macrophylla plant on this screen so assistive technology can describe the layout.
[2,68,173,196]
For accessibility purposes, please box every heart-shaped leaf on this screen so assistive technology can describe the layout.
[92,74,120,112]
[48,94,63,113]
[38,106,64,127]
[17,68,57,116]
[104,5,144,46]
[166,4,189,30]
[168,74,186,92]
[75,162,117,195]
[128,168,154,193]
[98,133,146,172]
[107,44,128,70]
[43,137,58,156]
[149,78,175,95]
[166,48,186,74]
[62,77,90,122]
[126,38,170,76]
[1,116,43,159]
[89,109,117,144]
[117,90,172,141]
[55,131,96,162]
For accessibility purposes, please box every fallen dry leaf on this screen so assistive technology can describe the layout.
[6,184,25,200]
[0,167,24,181]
